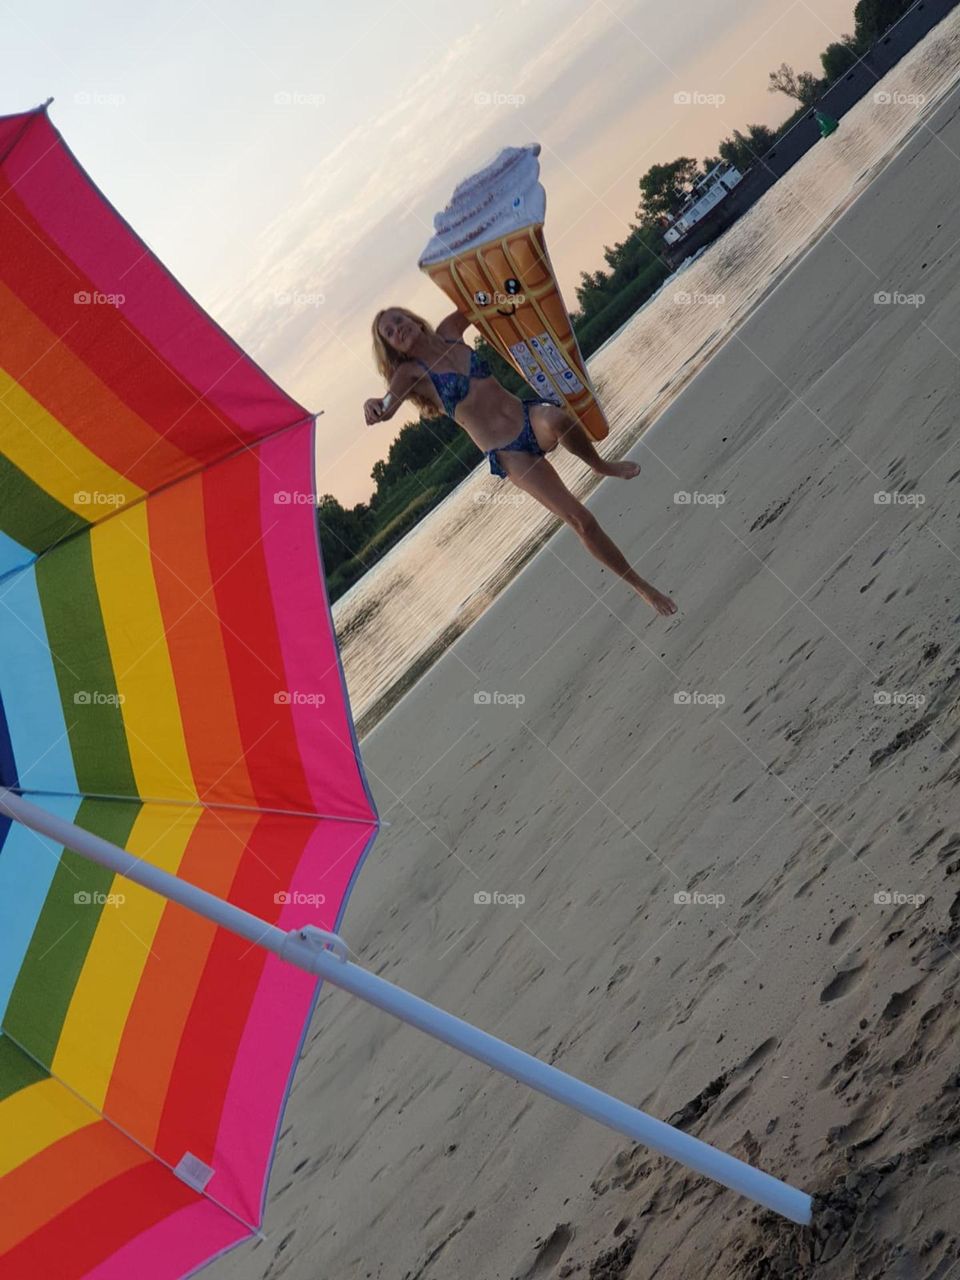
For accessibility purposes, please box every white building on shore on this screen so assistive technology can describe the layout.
[663,163,743,246]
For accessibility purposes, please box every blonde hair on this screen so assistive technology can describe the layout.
[372,306,443,418]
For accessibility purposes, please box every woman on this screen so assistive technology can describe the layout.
[364,306,677,616]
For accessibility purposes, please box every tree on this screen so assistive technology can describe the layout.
[603,240,629,271]
[316,494,373,572]
[575,268,610,313]
[853,0,913,46]
[767,62,823,105]
[603,227,659,276]
[717,123,776,172]
[636,157,699,223]
[821,35,861,81]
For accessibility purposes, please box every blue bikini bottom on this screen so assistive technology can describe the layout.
[486,398,553,479]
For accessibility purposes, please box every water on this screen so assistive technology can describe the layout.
[336,11,960,738]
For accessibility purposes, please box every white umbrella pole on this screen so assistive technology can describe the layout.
[0,788,812,1225]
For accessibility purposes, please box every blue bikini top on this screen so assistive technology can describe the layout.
[413,338,492,418]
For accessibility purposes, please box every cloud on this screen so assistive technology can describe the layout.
[209,2,622,375]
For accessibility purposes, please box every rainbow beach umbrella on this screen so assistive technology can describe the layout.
[0,101,811,1279]
[0,99,379,1275]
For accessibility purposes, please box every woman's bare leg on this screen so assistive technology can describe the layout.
[497,451,676,615]
[529,404,641,479]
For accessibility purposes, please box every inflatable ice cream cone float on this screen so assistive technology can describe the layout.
[418,144,609,440]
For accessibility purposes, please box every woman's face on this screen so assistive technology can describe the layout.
[378,309,420,354]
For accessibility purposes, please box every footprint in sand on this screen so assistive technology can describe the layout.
[794,865,829,898]
[828,916,854,945]
[819,963,867,1003]
[880,979,925,1023]
[669,1040,695,1069]
[518,1223,574,1278]
[816,1037,871,1091]
[716,1084,753,1122]
[715,1038,781,1121]
[736,1036,779,1075]
[827,1096,894,1151]
[891,1001,948,1075]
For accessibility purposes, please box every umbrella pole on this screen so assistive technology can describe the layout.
[0,788,813,1226]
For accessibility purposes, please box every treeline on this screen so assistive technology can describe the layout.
[571,0,917,350]
[318,0,917,602]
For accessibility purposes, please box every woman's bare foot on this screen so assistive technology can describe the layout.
[598,459,641,479]
[638,585,677,616]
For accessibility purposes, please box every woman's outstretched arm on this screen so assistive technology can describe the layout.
[364,363,420,425]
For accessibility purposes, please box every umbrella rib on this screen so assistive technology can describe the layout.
[5,785,380,826]
[0,1025,266,1240]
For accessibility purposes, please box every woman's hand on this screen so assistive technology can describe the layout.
[364,397,387,426]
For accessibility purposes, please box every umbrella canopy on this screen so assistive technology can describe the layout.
[0,102,378,1278]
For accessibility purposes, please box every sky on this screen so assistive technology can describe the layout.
[6,0,858,504]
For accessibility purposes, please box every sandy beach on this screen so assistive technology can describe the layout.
[207,66,960,1280]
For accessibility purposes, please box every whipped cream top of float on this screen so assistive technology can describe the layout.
[418,144,546,267]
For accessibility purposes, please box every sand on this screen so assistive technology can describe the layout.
[206,72,960,1280]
